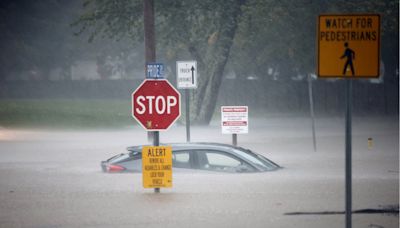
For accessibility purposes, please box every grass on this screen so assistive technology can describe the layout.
[0,99,136,129]
[0,99,325,129]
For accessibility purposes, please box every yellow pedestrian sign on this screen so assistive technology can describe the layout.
[317,14,380,78]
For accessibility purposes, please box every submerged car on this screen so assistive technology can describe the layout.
[101,143,280,173]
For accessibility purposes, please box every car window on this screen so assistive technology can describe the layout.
[207,153,240,167]
[196,150,254,173]
[172,151,191,169]
[233,148,279,171]
[108,153,131,163]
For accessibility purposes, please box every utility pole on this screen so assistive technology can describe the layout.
[143,0,156,144]
[143,0,160,193]
[143,0,155,63]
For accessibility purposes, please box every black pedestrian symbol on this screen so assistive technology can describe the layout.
[340,42,355,76]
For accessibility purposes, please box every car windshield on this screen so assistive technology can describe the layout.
[232,147,279,171]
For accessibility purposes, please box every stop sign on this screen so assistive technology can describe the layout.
[132,79,181,131]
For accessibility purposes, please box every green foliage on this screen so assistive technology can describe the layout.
[74,0,245,64]
[0,1,90,80]
[228,0,398,80]
[2,0,397,82]
[72,0,398,124]
[154,0,238,61]
[73,0,144,43]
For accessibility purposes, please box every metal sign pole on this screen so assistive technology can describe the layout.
[345,79,353,228]
[232,133,237,146]
[308,74,317,152]
[185,89,191,142]
[153,131,160,193]
[316,14,379,228]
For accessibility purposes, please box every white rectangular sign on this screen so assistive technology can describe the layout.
[221,106,248,134]
[177,61,197,89]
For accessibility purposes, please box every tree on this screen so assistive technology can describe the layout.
[229,0,398,81]
[158,0,245,124]
[0,0,89,81]
[74,0,398,123]
[229,0,318,81]
[75,0,245,124]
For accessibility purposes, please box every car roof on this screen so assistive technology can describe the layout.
[125,142,281,171]
[127,142,239,153]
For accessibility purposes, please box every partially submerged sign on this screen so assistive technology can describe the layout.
[317,14,380,78]
[142,146,172,188]
[221,106,248,134]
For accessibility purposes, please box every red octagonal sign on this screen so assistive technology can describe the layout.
[132,79,181,131]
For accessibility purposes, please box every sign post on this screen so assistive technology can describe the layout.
[153,131,160,193]
[317,14,380,228]
[308,74,317,152]
[177,61,197,142]
[221,106,248,146]
[132,78,181,193]
[345,79,352,228]
[185,90,190,142]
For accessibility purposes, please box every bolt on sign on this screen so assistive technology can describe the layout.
[317,14,380,78]
[142,146,172,188]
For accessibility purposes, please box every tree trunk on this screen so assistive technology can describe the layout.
[190,1,243,125]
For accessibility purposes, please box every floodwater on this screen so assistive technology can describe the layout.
[0,116,398,228]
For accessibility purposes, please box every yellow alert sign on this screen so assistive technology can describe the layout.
[317,14,380,78]
[142,146,172,188]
